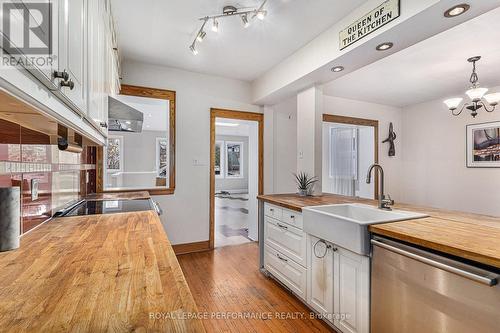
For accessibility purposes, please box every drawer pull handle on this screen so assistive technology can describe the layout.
[276,253,288,262]
[290,215,295,219]
[277,223,288,230]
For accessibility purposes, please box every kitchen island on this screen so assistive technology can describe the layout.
[0,193,205,332]
[258,193,500,269]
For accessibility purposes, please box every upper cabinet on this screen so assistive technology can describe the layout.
[58,0,87,112]
[0,0,119,144]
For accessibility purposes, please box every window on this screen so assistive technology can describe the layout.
[215,140,225,178]
[156,137,168,179]
[106,136,123,172]
[226,141,243,178]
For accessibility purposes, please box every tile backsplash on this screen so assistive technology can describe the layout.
[0,118,96,234]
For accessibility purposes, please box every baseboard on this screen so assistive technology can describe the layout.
[172,240,211,255]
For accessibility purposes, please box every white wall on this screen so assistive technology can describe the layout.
[323,95,403,201]
[215,135,249,192]
[273,96,297,193]
[122,60,259,245]
[401,92,500,216]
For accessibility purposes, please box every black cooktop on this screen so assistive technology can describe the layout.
[63,199,154,216]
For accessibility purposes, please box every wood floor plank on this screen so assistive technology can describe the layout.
[177,243,335,333]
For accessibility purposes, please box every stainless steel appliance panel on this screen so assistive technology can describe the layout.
[371,237,500,333]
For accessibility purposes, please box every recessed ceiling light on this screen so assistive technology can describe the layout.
[444,4,470,18]
[331,66,344,72]
[376,42,393,51]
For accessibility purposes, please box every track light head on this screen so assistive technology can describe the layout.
[241,14,250,28]
[211,18,219,32]
[257,10,267,20]
[189,44,198,55]
[196,30,206,42]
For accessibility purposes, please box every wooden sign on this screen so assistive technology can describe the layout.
[339,0,400,50]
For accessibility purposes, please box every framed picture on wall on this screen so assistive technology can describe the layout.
[215,140,225,178]
[226,141,243,178]
[156,137,169,178]
[466,121,500,168]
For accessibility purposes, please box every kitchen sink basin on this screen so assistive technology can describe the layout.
[302,204,428,255]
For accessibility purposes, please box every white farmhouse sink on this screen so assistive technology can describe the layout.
[302,204,428,256]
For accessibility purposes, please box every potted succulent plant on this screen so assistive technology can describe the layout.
[294,172,318,196]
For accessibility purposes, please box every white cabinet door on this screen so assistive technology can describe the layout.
[58,0,87,112]
[333,247,370,333]
[307,236,334,323]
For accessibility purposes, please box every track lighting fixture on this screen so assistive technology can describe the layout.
[196,30,206,42]
[241,14,250,28]
[211,18,219,32]
[188,0,268,55]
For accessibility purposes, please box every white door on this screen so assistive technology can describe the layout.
[333,247,370,333]
[307,236,334,322]
[59,0,87,112]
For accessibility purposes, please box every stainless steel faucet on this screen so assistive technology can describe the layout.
[366,163,394,210]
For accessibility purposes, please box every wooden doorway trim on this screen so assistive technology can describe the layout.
[210,108,264,250]
[322,114,380,200]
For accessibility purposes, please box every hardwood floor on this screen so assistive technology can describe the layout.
[177,242,334,333]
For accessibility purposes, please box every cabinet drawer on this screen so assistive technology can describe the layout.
[264,245,307,301]
[264,203,282,220]
[265,216,306,266]
[282,208,303,229]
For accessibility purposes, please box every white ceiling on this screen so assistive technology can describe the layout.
[111,0,366,81]
[115,94,168,132]
[322,7,500,108]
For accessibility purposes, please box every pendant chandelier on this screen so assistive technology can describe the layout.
[443,56,500,117]
[189,1,268,55]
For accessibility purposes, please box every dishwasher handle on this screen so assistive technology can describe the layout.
[371,238,498,287]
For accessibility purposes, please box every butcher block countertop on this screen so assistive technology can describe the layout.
[0,204,205,332]
[258,193,500,269]
[86,190,151,201]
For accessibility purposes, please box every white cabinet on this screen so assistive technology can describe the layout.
[58,0,88,112]
[333,247,370,333]
[307,235,334,322]
[265,216,306,266]
[264,245,307,300]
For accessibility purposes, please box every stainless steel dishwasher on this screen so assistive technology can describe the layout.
[371,236,500,333]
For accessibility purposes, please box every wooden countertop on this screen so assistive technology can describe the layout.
[0,210,205,332]
[258,193,500,269]
[85,191,151,201]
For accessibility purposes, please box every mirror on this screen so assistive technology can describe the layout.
[102,85,175,194]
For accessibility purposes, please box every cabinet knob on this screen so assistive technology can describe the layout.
[99,121,108,128]
[270,208,274,212]
[53,70,69,81]
[60,79,75,90]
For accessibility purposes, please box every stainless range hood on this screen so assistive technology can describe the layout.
[108,96,144,132]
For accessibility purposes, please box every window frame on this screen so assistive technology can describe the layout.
[106,135,123,173]
[215,140,225,179]
[225,140,244,179]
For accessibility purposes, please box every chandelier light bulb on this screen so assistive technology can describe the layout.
[212,19,219,32]
[257,10,267,20]
[241,14,250,28]
[465,87,488,101]
[484,93,500,106]
[443,98,463,111]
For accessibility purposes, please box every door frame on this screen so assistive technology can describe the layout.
[322,114,379,200]
[210,108,264,249]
